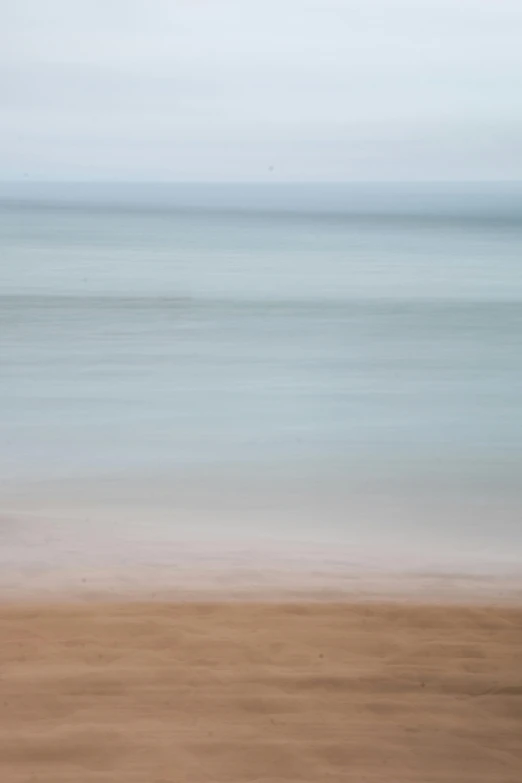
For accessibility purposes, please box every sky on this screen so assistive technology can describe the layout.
[1,0,521,181]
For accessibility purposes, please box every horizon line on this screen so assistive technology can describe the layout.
[1,178,522,186]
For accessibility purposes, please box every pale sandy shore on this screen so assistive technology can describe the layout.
[2,510,522,604]
[1,600,521,782]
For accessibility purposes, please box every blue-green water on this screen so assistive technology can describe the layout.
[1,183,521,562]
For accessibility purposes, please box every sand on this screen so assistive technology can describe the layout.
[0,600,521,782]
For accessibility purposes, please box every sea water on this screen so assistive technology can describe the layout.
[1,182,521,576]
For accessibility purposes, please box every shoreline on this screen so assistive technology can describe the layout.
[2,510,522,605]
[2,563,522,605]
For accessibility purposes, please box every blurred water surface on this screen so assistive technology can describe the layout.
[1,183,521,562]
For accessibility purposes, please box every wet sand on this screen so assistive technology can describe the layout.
[1,600,521,782]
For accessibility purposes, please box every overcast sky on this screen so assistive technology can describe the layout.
[1,0,521,181]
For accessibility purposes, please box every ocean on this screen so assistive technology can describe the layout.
[1,182,522,587]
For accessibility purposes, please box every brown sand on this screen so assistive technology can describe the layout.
[1,601,521,782]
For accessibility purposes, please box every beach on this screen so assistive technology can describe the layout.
[2,182,522,780]
[1,599,521,782]
[2,0,522,773]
